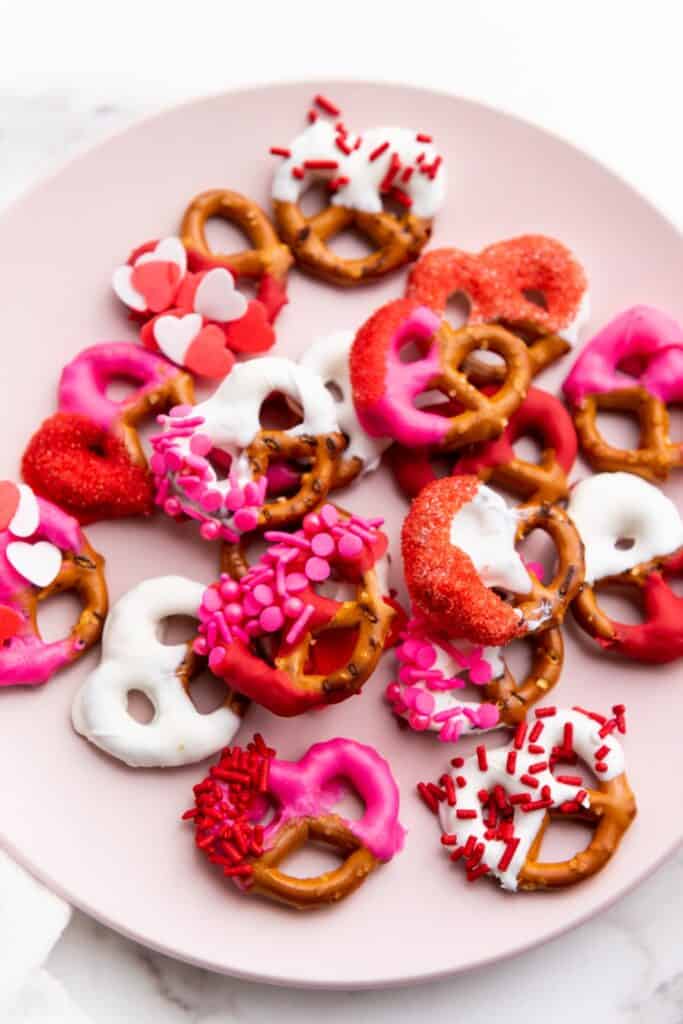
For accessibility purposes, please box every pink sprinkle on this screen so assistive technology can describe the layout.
[242,593,262,618]
[253,584,274,606]
[432,707,464,723]
[163,497,181,517]
[320,505,339,528]
[154,476,169,506]
[243,481,263,505]
[337,534,363,559]
[150,453,166,474]
[283,596,304,618]
[303,513,322,536]
[305,556,330,582]
[415,643,437,670]
[208,646,226,670]
[386,682,402,703]
[408,712,431,731]
[219,579,240,601]
[224,488,245,512]
[474,704,500,729]
[286,573,308,593]
[234,508,259,532]
[285,603,314,646]
[414,691,435,715]
[200,490,223,512]
[311,532,335,557]
[190,433,213,456]
[170,404,193,417]
[224,603,243,624]
[193,636,208,655]
[202,588,222,612]
[164,450,182,472]
[206,620,217,648]
[200,520,221,541]
[259,606,284,633]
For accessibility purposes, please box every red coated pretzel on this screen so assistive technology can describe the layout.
[402,476,584,646]
[406,236,589,379]
[388,387,577,504]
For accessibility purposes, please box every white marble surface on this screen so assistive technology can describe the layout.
[2,1,683,1019]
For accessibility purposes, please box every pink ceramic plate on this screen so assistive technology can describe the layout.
[0,82,682,989]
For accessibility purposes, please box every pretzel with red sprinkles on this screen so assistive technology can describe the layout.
[406,235,589,380]
[402,476,584,646]
[388,386,577,505]
[418,705,635,890]
[184,733,405,909]
[270,97,445,286]
[195,505,395,716]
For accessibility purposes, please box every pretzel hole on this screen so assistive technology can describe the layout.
[327,228,375,260]
[322,778,366,821]
[298,182,333,218]
[668,401,683,443]
[533,816,594,863]
[444,291,472,330]
[594,409,642,449]
[203,215,252,256]
[259,392,303,431]
[273,837,348,879]
[36,591,83,644]
[522,288,548,309]
[160,614,198,645]
[512,435,544,464]
[516,529,558,583]
[105,375,142,403]
[187,670,229,714]
[325,380,344,402]
[594,584,645,625]
[500,638,532,683]
[398,340,426,364]
[306,626,360,675]
[126,690,156,725]
[614,537,635,550]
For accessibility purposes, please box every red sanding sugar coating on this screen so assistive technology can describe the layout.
[350,296,420,408]
[407,235,587,334]
[401,475,522,646]
[22,412,154,524]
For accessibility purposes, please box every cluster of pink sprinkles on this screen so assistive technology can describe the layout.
[385,620,500,742]
[269,94,442,205]
[193,505,385,665]
[150,405,267,542]
[416,704,627,883]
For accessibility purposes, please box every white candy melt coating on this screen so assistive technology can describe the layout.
[300,330,390,473]
[272,121,446,219]
[560,288,591,346]
[8,484,40,538]
[568,472,683,583]
[72,576,242,768]
[449,484,532,594]
[438,708,626,891]
[112,236,188,313]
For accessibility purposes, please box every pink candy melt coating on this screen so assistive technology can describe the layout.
[264,739,405,862]
[563,305,683,407]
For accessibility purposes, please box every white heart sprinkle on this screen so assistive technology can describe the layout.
[8,485,40,538]
[136,236,187,276]
[112,265,147,312]
[193,268,248,324]
[154,313,202,365]
[7,540,62,588]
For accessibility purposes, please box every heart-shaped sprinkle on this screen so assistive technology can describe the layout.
[131,261,182,314]
[7,540,62,588]
[184,326,235,380]
[135,236,187,276]
[8,484,40,538]
[193,268,248,323]
[0,481,20,531]
[224,300,276,353]
[154,313,202,365]
[112,265,146,312]
[0,605,21,644]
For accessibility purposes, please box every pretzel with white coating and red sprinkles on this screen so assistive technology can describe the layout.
[270,95,445,286]
[418,705,635,890]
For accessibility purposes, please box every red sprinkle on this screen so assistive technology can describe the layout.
[463,836,476,857]
[595,745,610,761]
[599,720,618,738]
[520,774,540,790]
[416,133,433,143]
[506,751,517,775]
[451,756,465,768]
[440,774,457,806]
[529,761,549,775]
[417,782,438,814]
[576,789,588,804]
[369,140,390,162]
[307,110,318,123]
[314,94,341,117]
[441,833,458,846]
[477,788,490,805]
[390,187,413,208]
[304,159,339,170]
[527,744,545,755]
[529,721,544,743]
[455,776,467,788]
[467,864,490,883]
[556,774,583,786]
[269,146,291,158]
[595,762,608,773]
[514,722,528,749]
[573,706,607,725]
[292,167,304,180]
[510,792,532,805]
[335,137,353,156]
[476,745,488,771]
[401,166,414,183]
[456,809,477,820]
[497,837,520,872]
[535,706,557,718]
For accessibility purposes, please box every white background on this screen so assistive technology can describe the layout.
[1,1,683,1020]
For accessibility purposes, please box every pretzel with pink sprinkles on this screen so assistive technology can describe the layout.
[195,505,396,715]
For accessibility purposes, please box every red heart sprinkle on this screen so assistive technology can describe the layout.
[0,481,20,531]
[131,261,182,314]
[223,301,275,354]
[0,605,22,643]
[184,325,236,380]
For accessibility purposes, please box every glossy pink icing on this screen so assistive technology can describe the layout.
[262,739,405,862]
[0,497,86,686]
[58,342,182,430]
[563,305,683,407]
[356,306,451,446]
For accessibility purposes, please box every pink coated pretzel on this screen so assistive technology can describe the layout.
[350,298,530,449]
[0,492,107,686]
[185,734,405,908]
[563,306,683,480]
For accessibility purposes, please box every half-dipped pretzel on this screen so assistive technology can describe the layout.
[386,616,564,741]
[402,476,584,646]
[0,483,107,686]
[184,734,405,909]
[569,472,683,663]
[350,298,531,449]
[23,343,194,523]
[563,306,683,481]
[419,705,635,890]
[72,576,247,767]
[270,107,445,286]
[388,387,577,504]
[151,357,346,542]
[407,236,589,379]
[196,505,395,716]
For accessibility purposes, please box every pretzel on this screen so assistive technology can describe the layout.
[563,305,683,481]
[270,112,445,286]
[388,387,577,505]
[184,734,405,909]
[195,504,395,716]
[406,236,589,381]
[350,298,531,449]
[568,472,683,662]
[151,357,346,542]
[386,616,564,741]
[72,576,247,767]
[402,476,585,646]
[419,705,635,890]
[0,484,107,686]
[22,342,194,523]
